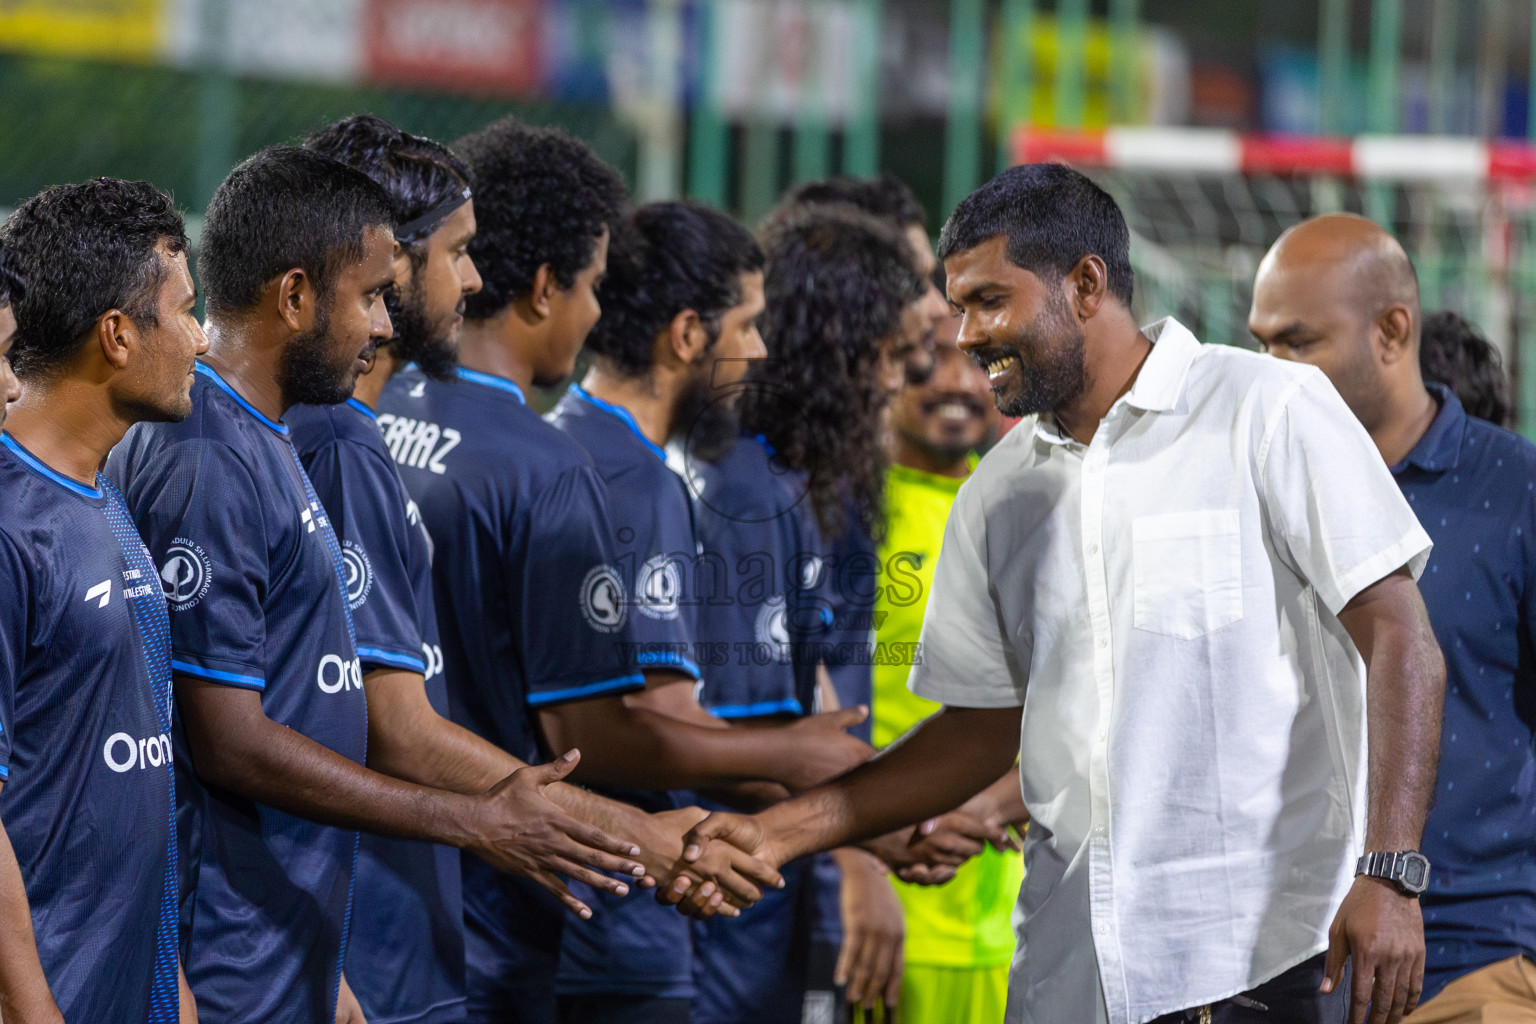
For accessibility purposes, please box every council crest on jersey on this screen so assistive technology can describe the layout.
[159,537,212,611]
[342,540,373,611]
[755,593,793,663]
[635,554,682,620]
[580,564,627,633]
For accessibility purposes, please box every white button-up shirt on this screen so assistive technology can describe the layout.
[911,318,1431,1024]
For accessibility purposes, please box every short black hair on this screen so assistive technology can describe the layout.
[0,177,186,379]
[1420,309,1514,428]
[303,113,471,254]
[742,205,924,539]
[453,116,628,320]
[199,145,395,319]
[937,162,1134,306]
[777,174,927,230]
[586,201,763,377]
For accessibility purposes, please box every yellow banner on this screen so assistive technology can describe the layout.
[0,0,162,62]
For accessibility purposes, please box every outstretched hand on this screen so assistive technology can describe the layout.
[1322,877,1425,1024]
[863,808,1012,886]
[779,706,875,792]
[468,749,647,919]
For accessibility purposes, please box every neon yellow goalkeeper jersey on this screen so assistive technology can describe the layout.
[874,460,1023,968]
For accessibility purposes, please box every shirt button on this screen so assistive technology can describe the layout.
[1098,637,1108,649]
[1087,543,1099,555]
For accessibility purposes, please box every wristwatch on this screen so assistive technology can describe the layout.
[1355,850,1431,896]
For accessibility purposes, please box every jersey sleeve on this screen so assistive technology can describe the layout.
[516,465,645,707]
[123,440,270,691]
[0,532,29,777]
[302,438,425,675]
[907,483,1027,708]
[1259,371,1433,615]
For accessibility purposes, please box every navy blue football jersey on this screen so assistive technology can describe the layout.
[0,435,179,1024]
[289,397,465,1024]
[547,383,702,1002]
[108,364,367,1024]
[681,434,840,1024]
[377,366,644,1017]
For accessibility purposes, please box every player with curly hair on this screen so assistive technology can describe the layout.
[378,122,790,1024]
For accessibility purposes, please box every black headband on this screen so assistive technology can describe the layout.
[395,186,472,243]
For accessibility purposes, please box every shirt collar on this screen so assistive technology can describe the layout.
[1393,382,1464,474]
[1122,317,1201,413]
[196,362,288,435]
[568,383,668,462]
[1031,317,1200,447]
[455,366,526,404]
[345,398,377,421]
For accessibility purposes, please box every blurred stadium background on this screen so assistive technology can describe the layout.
[3,0,1535,432]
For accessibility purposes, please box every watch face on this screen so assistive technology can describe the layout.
[1401,854,1430,892]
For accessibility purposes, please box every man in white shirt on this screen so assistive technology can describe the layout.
[670,163,1446,1024]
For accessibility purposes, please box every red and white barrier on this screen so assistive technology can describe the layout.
[1012,127,1536,182]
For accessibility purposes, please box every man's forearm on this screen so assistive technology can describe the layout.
[0,820,61,1022]
[180,678,486,849]
[757,705,1020,863]
[1339,573,1446,850]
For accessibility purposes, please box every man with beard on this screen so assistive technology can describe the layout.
[673,163,1447,1024]
[551,201,992,1024]
[1250,215,1536,1024]
[379,125,797,1024]
[0,179,201,1024]
[109,145,648,1024]
[870,343,1025,1024]
[547,200,983,1024]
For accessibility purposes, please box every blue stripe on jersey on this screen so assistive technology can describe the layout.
[99,477,181,1023]
[455,367,526,404]
[524,672,647,707]
[354,646,427,673]
[709,698,804,719]
[566,385,667,462]
[195,363,288,435]
[0,434,105,499]
[345,399,377,421]
[0,764,9,778]
[171,660,266,690]
[633,651,702,677]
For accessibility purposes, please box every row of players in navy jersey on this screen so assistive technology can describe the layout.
[0,112,1017,1024]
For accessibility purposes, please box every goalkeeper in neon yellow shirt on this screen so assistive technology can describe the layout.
[873,344,1026,1023]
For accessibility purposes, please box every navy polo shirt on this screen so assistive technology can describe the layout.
[1395,384,1536,1000]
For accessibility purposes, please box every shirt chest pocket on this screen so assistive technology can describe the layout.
[1131,509,1243,640]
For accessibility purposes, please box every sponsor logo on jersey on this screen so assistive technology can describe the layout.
[580,564,627,633]
[160,537,212,611]
[316,653,364,694]
[636,554,682,620]
[341,540,373,610]
[377,413,461,475]
[103,730,172,773]
[84,579,112,608]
